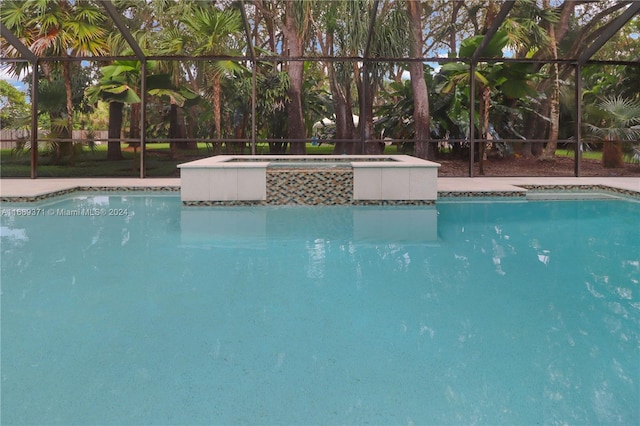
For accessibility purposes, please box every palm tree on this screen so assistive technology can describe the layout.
[533,0,562,160]
[180,4,243,152]
[1,0,108,162]
[0,1,34,79]
[86,60,196,161]
[375,79,419,152]
[501,0,560,160]
[281,0,314,155]
[314,0,358,154]
[85,61,141,161]
[355,0,410,155]
[313,0,408,155]
[584,96,640,168]
[440,31,536,174]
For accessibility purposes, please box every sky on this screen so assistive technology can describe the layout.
[0,67,28,93]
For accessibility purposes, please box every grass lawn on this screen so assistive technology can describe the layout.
[554,148,602,161]
[0,143,400,177]
[1,148,174,177]
[2,143,620,178]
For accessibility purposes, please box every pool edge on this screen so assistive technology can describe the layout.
[1,183,637,203]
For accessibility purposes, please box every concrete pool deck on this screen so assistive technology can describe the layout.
[0,177,638,201]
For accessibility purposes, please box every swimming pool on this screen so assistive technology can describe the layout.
[1,193,638,425]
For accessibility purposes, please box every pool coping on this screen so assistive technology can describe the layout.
[438,184,640,200]
[0,177,638,203]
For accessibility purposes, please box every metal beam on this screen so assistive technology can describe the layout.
[0,22,37,62]
[469,61,476,177]
[139,60,147,178]
[574,65,582,177]
[99,0,146,60]
[363,0,380,59]
[30,61,38,179]
[471,1,515,62]
[579,2,640,65]
[239,1,256,61]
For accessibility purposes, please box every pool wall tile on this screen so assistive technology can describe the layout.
[237,168,267,200]
[410,168,438,200]
[181,170,210,201]
[208,168,236,201]
[353,168,382,200]
[381,169,411,200]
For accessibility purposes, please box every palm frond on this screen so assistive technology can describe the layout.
[584,96,640,142]
[597,96,640,127]
[630,144,640,164]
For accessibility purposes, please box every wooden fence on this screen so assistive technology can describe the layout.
[0,129,109,149]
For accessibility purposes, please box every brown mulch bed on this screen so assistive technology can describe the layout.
[437,155,640,177]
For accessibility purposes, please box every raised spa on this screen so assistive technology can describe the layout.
[178,155,440,205]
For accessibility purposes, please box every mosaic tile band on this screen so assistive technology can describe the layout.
[266,168,353,205]
[1,184,637,204]
[1,186,179,203]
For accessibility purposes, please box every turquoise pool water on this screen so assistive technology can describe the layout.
[1,194,638,425]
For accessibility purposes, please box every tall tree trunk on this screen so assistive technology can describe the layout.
[129,102,140,147]
[539,70,560,160]
[408,0,433,160]
[49,112,71,164]
[107,102,125,161]
[283,0,306,155]
[328,62,356,154]
[169,103,187,156]
[128,102,139,173]
[285,63,306,155]
[176,107,196,151]
[449,1,464,57]
[332,95,356,155]
[479,86,491,175]
[540,0,560,160]
[212,74,223,154]
[354,60,381,155]
[522,106,546,158]
[232,111,248,154]
[360,67,382,155]
[602,138,624,168]
[61,61,74,163]
[522,0,577,157]
[322,26,356,155]
[476,1,499,173]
